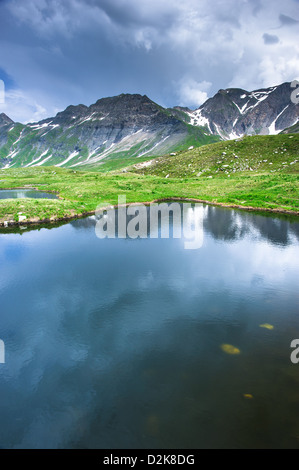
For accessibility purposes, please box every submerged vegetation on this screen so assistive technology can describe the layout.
[0,134,298,226]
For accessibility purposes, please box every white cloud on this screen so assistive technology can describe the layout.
[134,28,155,51]
[228,21,299,90]
[258,53,299,88]
[0,89,52,123]
[177,79,212,108]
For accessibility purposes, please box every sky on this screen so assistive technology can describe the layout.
[0,0,298,123]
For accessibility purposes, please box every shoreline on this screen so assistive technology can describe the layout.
[0,195,298,228]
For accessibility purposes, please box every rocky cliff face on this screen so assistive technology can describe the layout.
[0,94,218,169]
[185,82,299,139]
[0,113,14,127]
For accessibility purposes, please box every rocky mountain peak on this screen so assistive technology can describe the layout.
[189,82,299,138]
[0,113,14,127]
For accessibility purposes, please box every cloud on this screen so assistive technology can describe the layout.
[263,33,279,44]
[0,88,50,123]
[258,54,299,89]
[177,79,212,108]
[0,0,298,121]
[279,13,299,26]
[6,0,111,39]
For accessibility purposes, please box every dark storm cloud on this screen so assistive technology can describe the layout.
[94,0,178,29]
[263,33,279,44]
[279,13,299,25]
[0,0,298,122]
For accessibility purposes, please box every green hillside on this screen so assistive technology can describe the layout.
[132,134,299,178]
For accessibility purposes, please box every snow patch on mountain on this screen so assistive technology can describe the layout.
[36,154,53,166]
[55,151,79,167]
[25,149,50,167]
[268,105,289,134]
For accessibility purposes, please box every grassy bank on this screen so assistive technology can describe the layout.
[0,134,298,226]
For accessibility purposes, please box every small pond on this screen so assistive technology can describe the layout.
[0,189,58,200]
[0,203,298,449]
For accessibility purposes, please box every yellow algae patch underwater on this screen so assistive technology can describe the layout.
[259,323,274,330]
[220,344,241,355]
[243,394,254,399]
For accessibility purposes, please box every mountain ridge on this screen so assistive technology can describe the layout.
[184,81,299,139]
[0,93,219,169]
[0,82,298,170]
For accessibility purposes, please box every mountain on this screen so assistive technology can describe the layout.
[0,83,298,170]
[183,82,299,139]
[0,94,219,169]
[0,113,14,127]
[280,121,299,134]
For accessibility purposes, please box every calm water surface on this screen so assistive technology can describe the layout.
[0,189,58,199]
[0,204,298,449]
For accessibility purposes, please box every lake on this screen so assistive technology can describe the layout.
[0,189,58,199]
[0,203,298,449]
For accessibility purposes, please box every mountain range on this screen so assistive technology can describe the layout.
[182,81,299,139]
[0,81,298,170]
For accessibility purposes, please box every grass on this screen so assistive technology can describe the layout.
[0,134,298,226]
[132,134,299,178]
